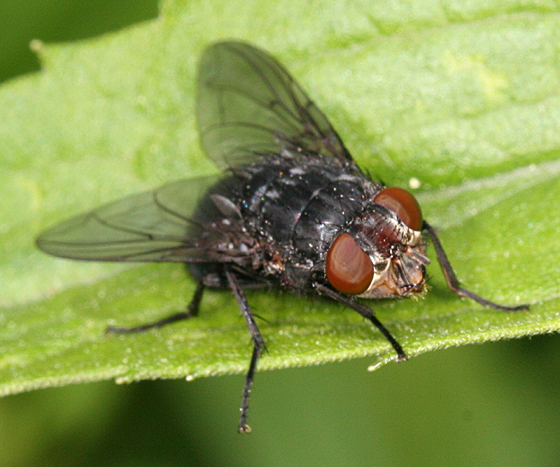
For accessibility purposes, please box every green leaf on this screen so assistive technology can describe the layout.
[2,0,560,395]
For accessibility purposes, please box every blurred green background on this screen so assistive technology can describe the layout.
[2,1,560,466]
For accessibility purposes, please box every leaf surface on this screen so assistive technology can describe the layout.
[1,0,559,394]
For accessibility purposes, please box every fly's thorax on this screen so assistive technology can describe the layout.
[236,155,369,255]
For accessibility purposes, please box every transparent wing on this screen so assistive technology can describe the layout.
[36,177,221,262]
[197,41,353,169]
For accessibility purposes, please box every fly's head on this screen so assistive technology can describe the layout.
[325,187,430,299]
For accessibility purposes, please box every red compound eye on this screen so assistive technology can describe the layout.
[326,233,373,295]
[374,187,423,231]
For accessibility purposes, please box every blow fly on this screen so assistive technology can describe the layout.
[37,42,528,433]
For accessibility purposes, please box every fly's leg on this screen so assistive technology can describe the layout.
[314,283,408,361]
[423,221,529,312]
[225,268,266,434]
[106,282,205,334]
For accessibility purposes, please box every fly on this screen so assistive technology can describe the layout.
[36,41,529,433]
